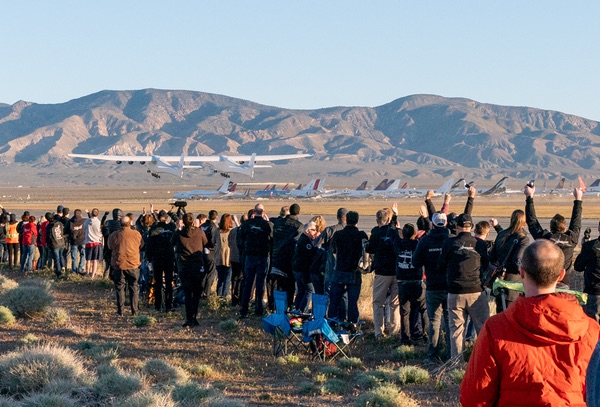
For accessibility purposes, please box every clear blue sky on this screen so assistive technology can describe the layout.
[1,1,599,121]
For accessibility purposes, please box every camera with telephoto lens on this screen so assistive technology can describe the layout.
[173,200,187,208]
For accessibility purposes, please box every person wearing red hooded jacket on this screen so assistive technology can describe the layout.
[461,239,599,407]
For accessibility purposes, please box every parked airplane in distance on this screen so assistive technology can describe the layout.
[579,177,600,194]
[532,177,568,195]
[254,183,292,198]
[321,179,394,199]
[172,180,234,200]
[68,151,311,178]
[390,178,458,198]
[287,179,325,198]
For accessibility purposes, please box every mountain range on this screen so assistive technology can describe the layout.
[0,89,598,186]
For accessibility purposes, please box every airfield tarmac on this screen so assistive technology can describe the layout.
[2,185,599,242]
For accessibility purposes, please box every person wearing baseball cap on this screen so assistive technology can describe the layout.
[439,212,490,361]
[413,211,451,362]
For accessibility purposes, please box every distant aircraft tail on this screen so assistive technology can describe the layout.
[556,177,566,189]
[217,180,232,194]
[436,178,455,195]
[401,182,409,189]
[590,178,600,188]
[373,179,389,191]
[384,179,401,191]
[481,177,508,195]
[356,181,368,191]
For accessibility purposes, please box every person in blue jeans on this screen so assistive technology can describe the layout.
[238,204,273,318]
[329,211,368,323]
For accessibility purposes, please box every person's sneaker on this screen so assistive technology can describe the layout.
[182,321,192,327]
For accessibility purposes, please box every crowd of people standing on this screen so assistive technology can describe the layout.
[1,182,599,404]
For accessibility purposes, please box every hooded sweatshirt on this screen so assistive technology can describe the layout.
[461,292,599,407]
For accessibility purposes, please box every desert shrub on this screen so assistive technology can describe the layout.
[142,359,188,385]
[0,306,15,326]
[19,278,53,291]
[367,367,396,382]
[447,368,465,383]
[45,307,70,327]
[313,373,327,384]
[219,319,238,332]
[94,365,144,399]
[321,365,347,378]
[75,340,96,350]
[133,315,156,327]
[276,354,300,366]
[322,378,349,394]
[355,384,419,407]
[184,363,214,378]
[0,343,87,396]
[113,390,175,407]
[19,333,41,345]
[1,285,53,317]
[172,382,216,405]
[392,345,416,361]
[0,395,18,407]
[206,397,245,407]
[0,275,18,295]
[355,372,381,390]
[296,381,315,395]
[338,357,363,370]
[396,365,430,384]
[19,392,77,407]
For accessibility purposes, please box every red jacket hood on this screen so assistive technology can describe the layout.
[505,292,592,345]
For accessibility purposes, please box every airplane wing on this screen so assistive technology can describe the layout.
[180,153,311,163]
[68,154,153,161]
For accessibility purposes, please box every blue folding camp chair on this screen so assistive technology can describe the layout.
[302,294,343,361]
[263,291,310,356]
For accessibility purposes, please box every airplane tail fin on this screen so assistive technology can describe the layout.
[556,177,566,189]
[303,179,317,190]
[373,179,389,191]
[590,178,600,188]
[384,179,401,191]
[218,180,232,194]
[230,183,237,192]
[248,153,256,178]
[357,181,368,191]
[401,182,409,189]
[450,178,465,191]
[437,178,455,195]
[313,179,324,191]
[282,183,290,191]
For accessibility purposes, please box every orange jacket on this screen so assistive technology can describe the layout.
[461,292,599,407]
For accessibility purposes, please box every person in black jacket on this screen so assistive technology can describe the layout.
[238,204,273,318]
[47,214,66,277]
[392,223,427,344]
[200,209,219,298]
[329,211,368,324]
[171,213,208,327]
[525,185,582,287]
[68,209,86,275]
[489,209,529,313]
[366,209,400,339]
[146,210,177,312]
[270,203,303,310]
[439,213,489,360]
[574,221,600,322]
[291,221,319,312]
[413,211,451,361]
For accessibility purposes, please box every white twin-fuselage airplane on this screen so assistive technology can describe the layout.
[68,152,312,178]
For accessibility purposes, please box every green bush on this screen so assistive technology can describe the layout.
[392,345,416,361]
[1,285,53,317]
[94,365,144,399]
[19,333,41,345]
[45,307,70,327]
[172,382,216,405]
[0,343,87,396]
[0,306,15,326]
[447,368,465,384]
[0,395,18,407]
[322,378,349,394]
[113,390,175,407]
[184,363,214,378]
[19,392,77,407]
[396,365,430,384]
[132,315,157,327]
[354,372,381,390]
[355,384,419,407]
[19,278,53,291]
[142,359,188,385]
[0,275,18,295]
[338,357,363,370]
[219,319,238,332]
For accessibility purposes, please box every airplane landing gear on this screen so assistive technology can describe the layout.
[150,172,161,179]
[219,172,230,178]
